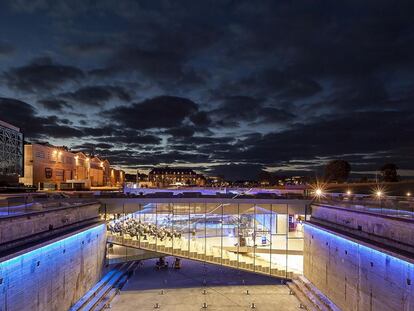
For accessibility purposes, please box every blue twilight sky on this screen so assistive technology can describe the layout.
[0,1,414,180]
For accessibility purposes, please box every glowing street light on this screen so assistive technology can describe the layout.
[315,188,323,198]
[407,192,411,197]
[375,190,383,198]
[346,190,352,196]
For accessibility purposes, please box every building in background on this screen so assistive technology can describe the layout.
[20,143,124,190]
[0,120,24,186]
[148,167,206,187]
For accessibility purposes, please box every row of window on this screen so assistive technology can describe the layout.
[45,168,73,180]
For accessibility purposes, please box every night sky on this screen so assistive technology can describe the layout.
[0,1,413,180]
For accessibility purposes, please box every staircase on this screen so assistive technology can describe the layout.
[287,276,340,311]
[69,261,139,311]
[107,232,294,279]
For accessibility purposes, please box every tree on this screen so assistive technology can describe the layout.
[324,160,351,183]
[380,163,399,182]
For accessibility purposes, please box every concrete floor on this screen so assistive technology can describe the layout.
[111,258,302,311]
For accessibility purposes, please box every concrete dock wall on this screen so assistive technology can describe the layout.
[0,223,106,311]
[304,224,414,311]
[311,204,414,254]
[0,202,100,251]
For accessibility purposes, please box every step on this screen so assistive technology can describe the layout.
[291,278,328,311]
[287,281,318,311]
[297,276,341,311]
[68,268,119,311]
[92,274,129,311]
[89,262,137,309]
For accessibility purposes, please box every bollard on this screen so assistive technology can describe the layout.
[154,303,160,309]
[289,289,293,295]
[202,302,208,309]
[246,290,249,295]
[250,302,256,309]
[203,289,207,295]
[299,303,305,309]
[160,290,164,295]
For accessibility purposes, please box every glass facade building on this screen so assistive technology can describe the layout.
[104,200,308,278]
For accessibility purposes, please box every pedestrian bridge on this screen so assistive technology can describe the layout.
[104,200,307,279]
[107,232,295,279]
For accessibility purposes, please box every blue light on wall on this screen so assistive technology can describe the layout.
[0,224,105,269]
[305,223,413,271]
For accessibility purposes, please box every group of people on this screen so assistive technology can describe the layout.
[108,217,183,242]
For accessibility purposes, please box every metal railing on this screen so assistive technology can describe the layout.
[317,194,414,219]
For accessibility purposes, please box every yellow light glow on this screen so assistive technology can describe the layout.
[376,190,383,197]
[407,192,411,197]
[346,190,352,195]
[315,188,323,197]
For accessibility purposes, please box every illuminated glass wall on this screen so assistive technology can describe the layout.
[105,202,305,278]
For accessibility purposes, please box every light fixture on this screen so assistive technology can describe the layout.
[407,192,411,197]
[315,188,323,197]
[376,190,383,198]
[346,190,352,196]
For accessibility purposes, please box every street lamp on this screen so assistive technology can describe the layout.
[375,190,383,198]
[346,190,352,196]
[315,188,323,198]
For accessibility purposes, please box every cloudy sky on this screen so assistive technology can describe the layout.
[1,1,414,180]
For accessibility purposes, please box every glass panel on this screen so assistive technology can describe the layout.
[205,203,223,264]
[238,203,255,272]
[189,202,205,260]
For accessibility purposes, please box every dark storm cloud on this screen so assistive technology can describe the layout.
[61,85,131,106]
[3,57,84,92]
[0,97,83,138]
[224,70,323,101]
[1,0,414,178]
[37,99,70,111]
[103,96,199,129]
[225,111,414,166]
[65,41,114,56]
[98,134,161,146]
[210,96,296,126]
[72,142,114,151]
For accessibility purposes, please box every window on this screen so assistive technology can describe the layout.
[45,168,52,179]
[35,151,45,158]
